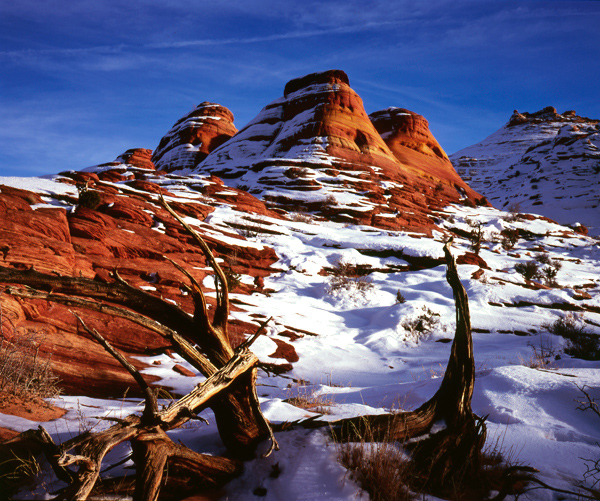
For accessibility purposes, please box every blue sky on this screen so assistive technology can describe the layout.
[1,0,599,177]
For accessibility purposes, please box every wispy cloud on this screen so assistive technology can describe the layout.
[0,21,397,60]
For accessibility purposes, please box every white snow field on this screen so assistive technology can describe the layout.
[1,171,600,500]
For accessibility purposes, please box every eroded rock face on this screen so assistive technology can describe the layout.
[451,108,600,235]
[0,174,280,397]
[190,70,485,233]
[369,107,481,198]
[153,102,238,172]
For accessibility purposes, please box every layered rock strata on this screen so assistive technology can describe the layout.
[152,102,238,172]
[188,70,485,232]
[451,108,600,234]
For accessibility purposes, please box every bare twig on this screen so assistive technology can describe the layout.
[72,312,159,423]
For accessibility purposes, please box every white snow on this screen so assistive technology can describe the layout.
[2,169,600,500]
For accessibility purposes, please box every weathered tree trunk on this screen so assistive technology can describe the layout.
[328,242,485,492]
[0,195,274,499]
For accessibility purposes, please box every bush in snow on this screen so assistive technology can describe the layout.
[467,219,485,256]
[547,313,600,361]
[533,253,562,286]
[326,259,374,298]
[395,290,407,304]
[76,182,102,210]
[504,202,523,222]
[514,261,540,281]
[400,306,440,343]
[500,229,519,250]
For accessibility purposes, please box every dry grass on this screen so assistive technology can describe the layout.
[546,313,600,361]
[400,306,441,344]
[334,417,533,501]
[284,383,335,415]
[517,335,560,369]
[336,422,415,501]
[0,329,60,400]
[326,259,374,298]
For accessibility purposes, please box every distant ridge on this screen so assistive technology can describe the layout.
[451,107,600,235]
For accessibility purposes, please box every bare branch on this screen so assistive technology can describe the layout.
[575,384,600,419]
[236,316,273,353]
[72,312,159,423]
[159,194,230,331]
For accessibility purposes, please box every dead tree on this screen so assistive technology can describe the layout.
[0,194,485,499]
[0,195,276,500]
[327,241,486,494]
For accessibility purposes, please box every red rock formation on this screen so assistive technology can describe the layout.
[116,148,155,170]
[369,108,478,194]
[194,70,486,233]
[0,176,280,397]
[152,102,238,172]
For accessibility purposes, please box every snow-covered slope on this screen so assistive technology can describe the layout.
[450,107,600,235]
[2,166,600,499]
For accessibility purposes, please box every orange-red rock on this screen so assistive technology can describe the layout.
[117,148,155,170]
[195,70,485,233]
[0,178,279,398]
[369,108,480,200]
[153,102,238,172]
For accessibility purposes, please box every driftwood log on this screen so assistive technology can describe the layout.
[0,196,486,500]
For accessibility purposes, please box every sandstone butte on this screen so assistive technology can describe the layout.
[0,69,485,401]
[152,102,238,172]
[187,69,487,231]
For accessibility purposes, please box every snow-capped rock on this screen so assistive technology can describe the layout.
[152,102,237,172]
[451,108,600,235]
[181,70,485,232]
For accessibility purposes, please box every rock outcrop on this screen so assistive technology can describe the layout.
[369,107,476,192]
[186,70,486,232]
[152,102,238,172]
[451,108,600,235]
[0,173,281,397]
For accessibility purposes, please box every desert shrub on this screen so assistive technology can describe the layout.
[395,290,407,304]
[223,267,242,292]
[467,220,485,256]
[290,212,313,223]
[519,336,560,369]
[234,217,268,238]
[401,306,440,343]
[547,313,600,360]
[504,202,522,222]
[534,252,552,265]
[539,266,558,287]
[285,167,310,179]
[500,229,519,250]
[235,184,250,192]
[76,183,101,210]
[323,194,337,208]
[0,328,60,399]
[514,261,540,281]
[327,259,374,298]
[531,253,562,286]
